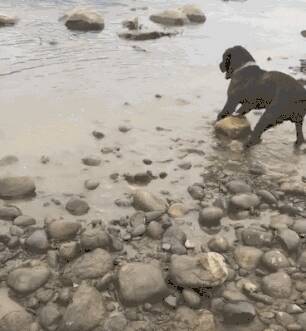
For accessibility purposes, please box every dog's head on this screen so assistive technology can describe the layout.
[219,45,255,80]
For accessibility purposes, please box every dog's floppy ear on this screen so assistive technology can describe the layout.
[220,45,255,79]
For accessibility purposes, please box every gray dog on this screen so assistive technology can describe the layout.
[217,45,306,148]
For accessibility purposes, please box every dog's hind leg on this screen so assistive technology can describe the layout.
[245,103,287,148]
[295,119,305,146]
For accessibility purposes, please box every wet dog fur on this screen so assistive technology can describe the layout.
[217,45,306,148]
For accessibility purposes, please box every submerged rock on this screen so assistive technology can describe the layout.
[198,207,223,229]
[65,198,89,216]
[0,288,32,331]
[118,262,168,305]
[60,284,106,331]
[234,246,263,270]
[64,248,113,281]
[119,30,177,41]
[215,116,251,139]
[61,8,104,32]
[262,272,292,298]
[0,176,36,199]
[0,155,18,166]
[132,190,168,212]
[222,301,256,324]
[150,9,187,26]
[170,253,228,288]
[0,14,18,27]
[47,220,81,241]
[181,5,206,23]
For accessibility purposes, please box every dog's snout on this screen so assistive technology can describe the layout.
[219,61,225,72]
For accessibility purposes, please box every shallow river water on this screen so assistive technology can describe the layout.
[0,0,306,223]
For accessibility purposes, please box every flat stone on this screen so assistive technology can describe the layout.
[118,262,168,305]
[170,253,228,288]
[119,30,177,41]
[132,190,167,212]
[227,180,252,194]
[0,176,35,199]
[8,265,50,294]
[47,220,81,241]
[65,248,113,281]
[66,198,89,216]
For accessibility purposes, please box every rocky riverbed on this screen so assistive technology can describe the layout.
[1,111,306,331]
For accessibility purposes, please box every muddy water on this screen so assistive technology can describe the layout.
[0,0,306,229]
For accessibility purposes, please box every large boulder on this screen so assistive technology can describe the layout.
[150,9,187,26]
[0,14,18,27]
[0,288,32,331]
[60,284,106,331]
[0,176,36,199]
[215,116,251,139]
[170,253,228,288]
[61,8,104,32]
[118,262,169,305]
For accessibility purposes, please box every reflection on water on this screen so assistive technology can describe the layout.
[0,0,306,181]
[1,0,306,100]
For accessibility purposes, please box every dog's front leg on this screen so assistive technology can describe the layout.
[236,103,253,116]
[217,98,239,121]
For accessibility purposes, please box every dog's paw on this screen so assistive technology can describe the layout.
[294,139,306,148]
[216,113,228,122]
[244,137,261,149]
